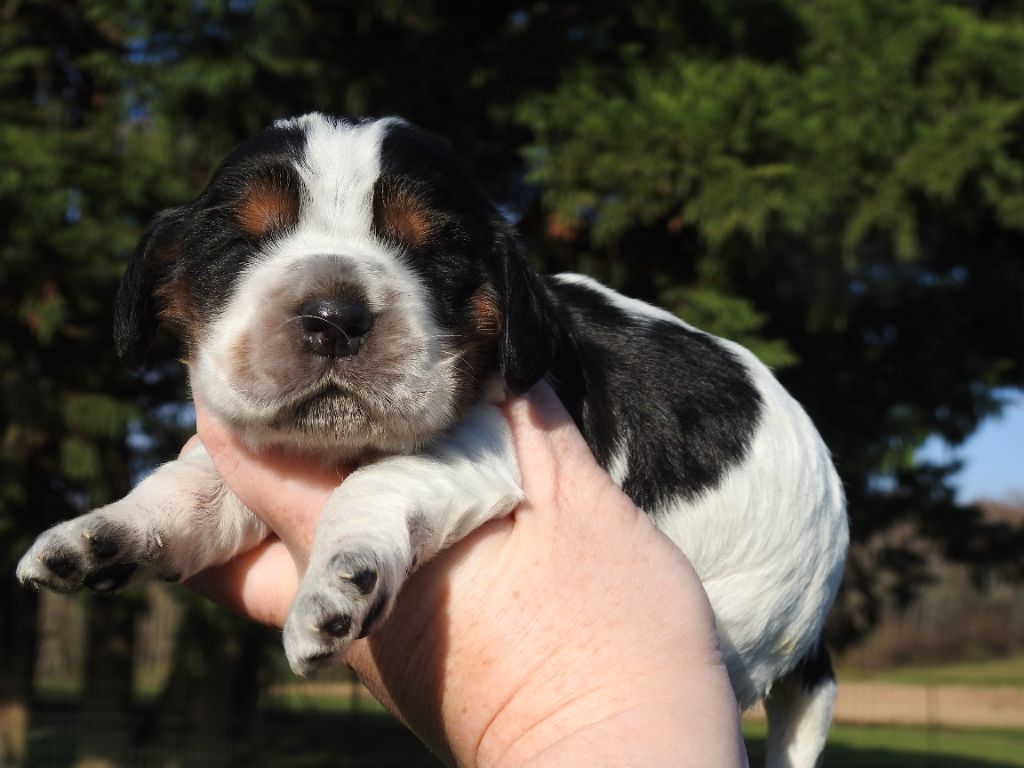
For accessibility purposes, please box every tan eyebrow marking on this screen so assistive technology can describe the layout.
[375,188,434,247]
[236,176,299,238]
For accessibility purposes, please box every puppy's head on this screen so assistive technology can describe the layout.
[116,114,557,455]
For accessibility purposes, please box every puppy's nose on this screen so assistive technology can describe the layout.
[299,298,373,358]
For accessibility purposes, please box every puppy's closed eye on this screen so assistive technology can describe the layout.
[236,172,300,239]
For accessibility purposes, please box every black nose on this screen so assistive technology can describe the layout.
[299,298,374,358]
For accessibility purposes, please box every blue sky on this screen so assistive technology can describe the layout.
[919,394,1024,504]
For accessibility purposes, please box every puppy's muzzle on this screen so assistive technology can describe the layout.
[299,297,374,358]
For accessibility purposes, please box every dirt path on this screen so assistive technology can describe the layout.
[744,681,1024,729]
[280,679,1024,729]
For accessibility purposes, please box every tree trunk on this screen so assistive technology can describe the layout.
[145,608,271,768]
[74,598,139,768]
[0,571,38,768]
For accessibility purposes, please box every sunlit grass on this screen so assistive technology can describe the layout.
[744,721,1024,767]
[839,655,1024,687]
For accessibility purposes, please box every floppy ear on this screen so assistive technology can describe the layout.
[113,207,186,370]
[495,227,561,394]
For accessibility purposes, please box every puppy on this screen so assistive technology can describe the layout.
[19,113,847,767]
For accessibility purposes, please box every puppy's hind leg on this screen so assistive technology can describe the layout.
[763,640,837,768]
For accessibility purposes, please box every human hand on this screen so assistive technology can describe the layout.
[187,383,746,767]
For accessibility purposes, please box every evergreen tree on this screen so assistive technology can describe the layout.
[0,3,189,764]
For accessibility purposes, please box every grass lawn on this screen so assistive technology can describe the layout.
[246,712,1024,767]
[248,716,1024,767]
[839,655,1024,687]
[745,721,1024,767]
[29,691,1024,767]
[254,696,1024,767]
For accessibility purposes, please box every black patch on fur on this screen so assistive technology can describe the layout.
[545,278,763,510]
[793,639,835,692]
[495,232,560,393]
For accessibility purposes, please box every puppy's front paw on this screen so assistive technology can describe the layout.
[17,512,170,594]
[283,548,399,676]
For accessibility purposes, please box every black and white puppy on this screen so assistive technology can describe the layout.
[19,114,848,768]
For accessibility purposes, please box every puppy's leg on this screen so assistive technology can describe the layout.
[763,640,836,768]
[283,403,522,675]
[17,448,267,592]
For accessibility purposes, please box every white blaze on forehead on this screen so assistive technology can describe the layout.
[274,113,399,238]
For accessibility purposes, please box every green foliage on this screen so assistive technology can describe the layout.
[521,56,801,248]
[0,7,197,724]
[61,394,139,441]
[0,3,180,551]
[522,0,1024,263]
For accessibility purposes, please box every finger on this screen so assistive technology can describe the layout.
[178,434,204,459]
[187,538,299,629]
[502,378,577,436]
[504,381,616,512]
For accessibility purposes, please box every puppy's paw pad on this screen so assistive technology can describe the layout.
[83,563,138,592]
[17,516,154,593]
[283,594,352,676]
[284,551,398,676]
[343,567,378,595]
[84,530,120,560]
[318,613,352,638]
[42,552,82,581]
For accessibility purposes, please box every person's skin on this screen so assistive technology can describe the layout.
[185,382,747,767]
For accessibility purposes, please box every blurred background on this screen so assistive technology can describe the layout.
[2,1,1023,766]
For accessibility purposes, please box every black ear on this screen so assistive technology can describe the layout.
[113,207,186,370]
[495,227,560,394]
